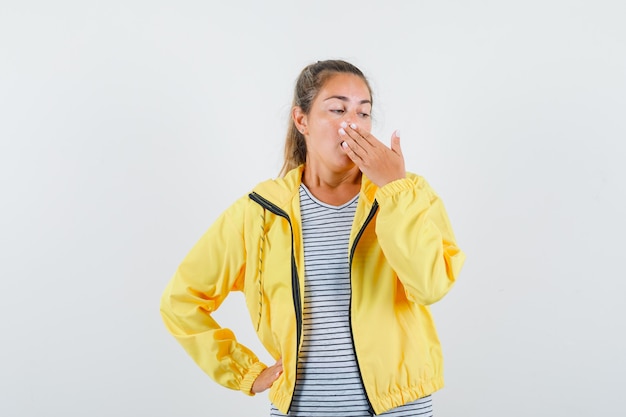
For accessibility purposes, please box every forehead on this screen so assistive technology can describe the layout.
[318,73,372,103]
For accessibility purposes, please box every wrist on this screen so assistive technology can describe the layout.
[240,361,268,396]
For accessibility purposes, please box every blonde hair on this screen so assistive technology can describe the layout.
[279,60,372,177]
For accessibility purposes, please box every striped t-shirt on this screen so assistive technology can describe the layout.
[270,184,433,417]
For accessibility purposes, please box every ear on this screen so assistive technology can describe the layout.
[292,106,308,135]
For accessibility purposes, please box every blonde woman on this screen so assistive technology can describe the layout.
[161,59,465,416]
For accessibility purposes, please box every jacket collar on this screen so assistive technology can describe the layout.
[252,165,378,208]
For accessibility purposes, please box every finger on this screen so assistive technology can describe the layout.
[391,130,402,156]
[269,358,283,377]
[341,140,364,163]
[339,128,366,158]
[345,122,375,147]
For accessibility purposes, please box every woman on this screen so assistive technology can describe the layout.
[160,60,465,416]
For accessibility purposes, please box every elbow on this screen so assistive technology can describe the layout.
[405,249,465,306]
[406,281,455,306]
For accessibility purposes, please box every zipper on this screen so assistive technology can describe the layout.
[248,192,302,411]
[348,200,379,415]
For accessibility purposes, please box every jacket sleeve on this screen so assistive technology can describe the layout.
[159,198,267,395]
[374,175,465,306]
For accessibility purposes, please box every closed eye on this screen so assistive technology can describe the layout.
[330,109,345,114]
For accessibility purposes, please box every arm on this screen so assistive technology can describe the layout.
[375,175,465,305]
[159,199,267,395]
[338,124,464,304]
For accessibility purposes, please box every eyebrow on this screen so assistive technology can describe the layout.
[323,95,372,105]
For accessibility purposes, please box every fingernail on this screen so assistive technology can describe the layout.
[395,129,401,137]
[340,122,348,128]
[339,128,346,135]
[350,123,357,129]
[341,141,347,148]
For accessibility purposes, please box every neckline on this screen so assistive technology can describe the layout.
[299,184,359,209]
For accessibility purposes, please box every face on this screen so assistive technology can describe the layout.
[295,73,372,172]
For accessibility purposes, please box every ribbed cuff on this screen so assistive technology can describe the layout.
[240,361,268,396]
[375,177,415,200]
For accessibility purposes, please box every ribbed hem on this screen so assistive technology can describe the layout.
[269,389,291,415]
[239,361,268,396]
[371,376,444,415]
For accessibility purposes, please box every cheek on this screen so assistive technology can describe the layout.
[317,119,342,135]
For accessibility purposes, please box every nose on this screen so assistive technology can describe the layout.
[342,109,360,125]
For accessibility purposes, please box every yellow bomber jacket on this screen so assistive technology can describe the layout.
[160,166,465,415]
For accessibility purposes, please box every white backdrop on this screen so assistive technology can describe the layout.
[1,1,625,416]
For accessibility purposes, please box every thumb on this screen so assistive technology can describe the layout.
[391,130,402,155]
